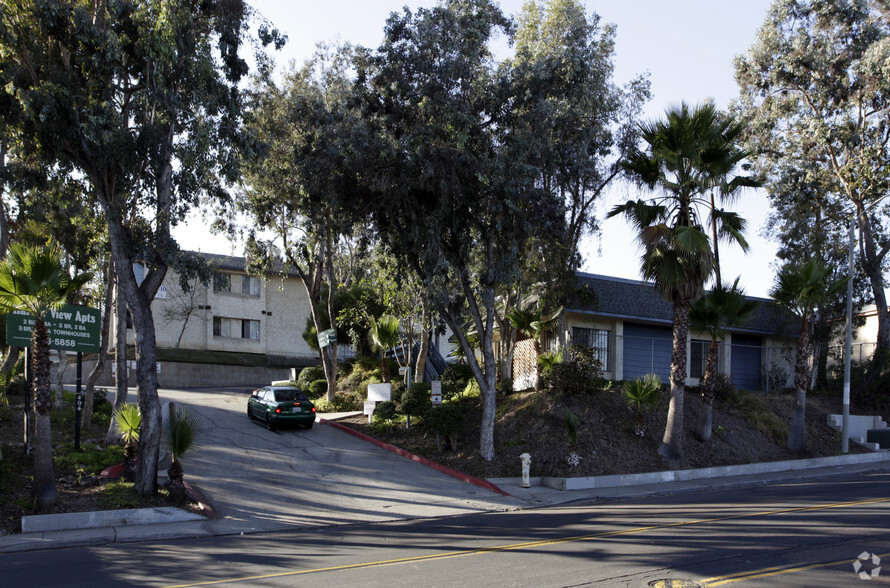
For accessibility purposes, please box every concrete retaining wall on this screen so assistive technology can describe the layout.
[57,359,292,389]
[541,451,890,491]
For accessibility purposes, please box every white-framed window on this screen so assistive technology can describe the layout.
[214,316,260,341]
[572,327,611,371]
[241,275,260,297]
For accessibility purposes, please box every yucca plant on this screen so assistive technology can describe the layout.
[113,403,141,481]
[564,408,580,447]
[162,404,206,501]
[623,374,662,438]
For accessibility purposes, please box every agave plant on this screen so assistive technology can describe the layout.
[162,404,206,501]
[113,403,141,481]
[623,374,662,438]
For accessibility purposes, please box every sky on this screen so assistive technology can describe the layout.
[174,0,779,297]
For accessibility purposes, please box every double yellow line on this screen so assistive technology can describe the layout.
[165,496,890,587]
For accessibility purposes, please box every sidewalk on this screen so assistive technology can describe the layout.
[2,412,888,554]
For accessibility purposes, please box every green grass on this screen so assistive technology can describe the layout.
[724,389,789,444]
[54,442,124,475]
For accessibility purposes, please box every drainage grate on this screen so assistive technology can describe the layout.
[648,581,706,588]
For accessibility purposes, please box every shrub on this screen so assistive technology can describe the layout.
[372,400,398,423]
[297,366,325,390]
[564,408,580,446]
[400,382,432,422]
[54,442,125,475]
[622,374,662,437]
[314,392,362,413]
[544,344,605,394]
[424,403,464,450]
[93,389,112,415]
[440,364,474,400]
[499,376,513,396]
[462,378,481,399]
[308,379,328,399]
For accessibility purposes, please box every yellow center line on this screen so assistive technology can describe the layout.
[163,496,890,588]
[702,551,890,585]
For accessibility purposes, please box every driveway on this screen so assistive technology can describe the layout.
[155,388,521,533]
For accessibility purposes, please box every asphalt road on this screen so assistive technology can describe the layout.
[2,471,889,587]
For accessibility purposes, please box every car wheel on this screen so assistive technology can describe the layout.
[247,406,254,420]
[265,414,275,431]
[304,421,314,430]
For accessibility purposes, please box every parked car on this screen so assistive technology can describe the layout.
[247,385,316,430]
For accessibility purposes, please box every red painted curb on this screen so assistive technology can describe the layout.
[320,418,510,497]
[183,481,217,520]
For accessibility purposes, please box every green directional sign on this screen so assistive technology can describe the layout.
[6,305,101,353]
[317,328,337,348]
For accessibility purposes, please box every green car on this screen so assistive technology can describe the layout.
[247,385,316,430]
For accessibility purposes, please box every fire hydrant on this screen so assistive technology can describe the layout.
[519,453,531,488]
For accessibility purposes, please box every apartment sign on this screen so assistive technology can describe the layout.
[6,305,101,353]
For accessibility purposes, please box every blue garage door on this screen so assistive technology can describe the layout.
[731,334,762,390]
[623,323,673,382]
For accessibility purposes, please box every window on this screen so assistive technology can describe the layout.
[242,319,260,340]
[572,327,611,371]
[690,339,707,379]
[214,316,260,341]
[242,275,260,296]
[213,272,231,293]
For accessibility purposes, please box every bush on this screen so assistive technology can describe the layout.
[54,442,125,475]
[424,403,464,450]
[462,378,481,399]
[314,392,362,413]
[373,400,398,423]
[544,344,605,394]
[93,389,112,415]
[400,382,432,420]
[297,366,325,390]
[440,364,474,401]
[499,376,513,396]
[308,379,328,399]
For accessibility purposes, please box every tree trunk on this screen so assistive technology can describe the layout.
[659,299,689,462]
[54,349,67,407]
[786,317,811,453]
[533,339,542,392]
[1,346,20,379]
[107,279,129,444]
[31,319,57,509]
[694,337,719,442]
[857,206,890,390]
[414,300,431,383]
[83,261,114,430]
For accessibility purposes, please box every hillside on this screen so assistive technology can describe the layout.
[338,386,872,480]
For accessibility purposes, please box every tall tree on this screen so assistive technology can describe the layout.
[511,0,650,274]
[609,102,755,461]
[0,243,90,508]
[240,46,364,402]
[357,0,565,460]
[0,0,281,495]
[736,0,890,387]
[689,279,759,441]
[771,259,849,452]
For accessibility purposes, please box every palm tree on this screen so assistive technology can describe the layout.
[771,259,849,452]
[162,403,206,502]
[623,374,662,437]
[368,314,400,383]
[689,278,759,441]
[0,243,91,508]
[114,402,142,482]
[507,304,562,391]
[609,102,755,461]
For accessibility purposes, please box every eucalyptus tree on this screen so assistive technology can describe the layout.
[771,259,849,452]
[736,0,890,387]
[0,243,91,508]
[356,0,566,461]
[511,0,650,275]
[0,0,283,495]
[240,46,367,402]
[609,102,755,461]
[689,279,759,441]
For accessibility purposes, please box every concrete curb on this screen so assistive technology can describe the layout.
[319,418,510,496]
[490,451,890,492]
[21,507,205,534]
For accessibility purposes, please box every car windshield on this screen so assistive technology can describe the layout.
[274,389,308,402]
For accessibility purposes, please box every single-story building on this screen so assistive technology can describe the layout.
[514,272,797,392]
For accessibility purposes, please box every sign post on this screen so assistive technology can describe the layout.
[6,305,101,451]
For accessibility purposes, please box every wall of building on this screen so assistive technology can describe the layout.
[59,358,292,389]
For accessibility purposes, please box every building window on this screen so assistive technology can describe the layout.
[214,316,260,341]
[572,327,610,371]
[213,272,231,293]
[242,319,260,340]
[690,339,708,379]
[241,275,260,297]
